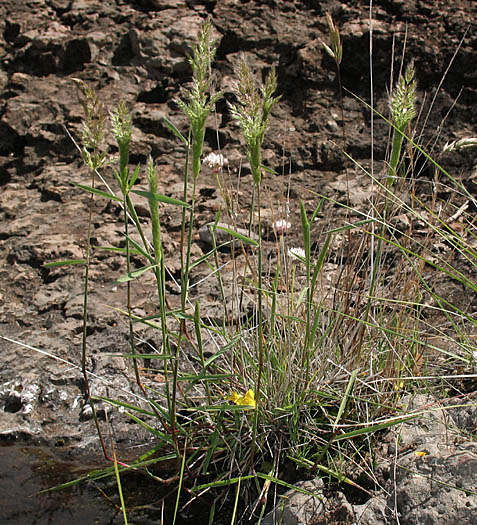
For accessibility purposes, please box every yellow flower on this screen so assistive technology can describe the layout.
[228,389,256,409]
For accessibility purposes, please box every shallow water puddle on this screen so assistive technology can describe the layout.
[0,442,122,524]
[0,442,219,524]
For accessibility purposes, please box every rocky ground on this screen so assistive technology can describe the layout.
[0,1,476,523]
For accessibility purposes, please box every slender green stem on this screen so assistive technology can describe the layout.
[81,177,94,401]
[123,191,143,389]
[250,183,263,469]
[146,159,174,439]
[389,127,405,181]
[174,139,199,450]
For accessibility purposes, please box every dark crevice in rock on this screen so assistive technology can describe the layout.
[61,38,91,74]
[204,127,226,151]
[46,0,72,17]
[112,33,136,66]
[0,122,25,156]
[39,188,63,203]
[216,33,273,60]
[3,20,20,43]
[0,167,12,186]
[137,85,169,104]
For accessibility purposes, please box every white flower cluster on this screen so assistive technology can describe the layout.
[204,152,228,171]
[287,247,305,261]
[273,219,291,235]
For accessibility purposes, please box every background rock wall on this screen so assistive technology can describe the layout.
[0,0,475,448]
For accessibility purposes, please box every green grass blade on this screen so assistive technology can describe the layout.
[261,164,277,174]
[124,411,175,445]
[163,115,189,145]
[173,438,188,525]
[289,456,369,493]
[230,476,241,525]
[116,264,157,283]
[177,372,232,382]
[191,475,256,492]
[202,412,223,474]
[190,246,221,269]
[110,353,174,360]
[208,501,216,525]
[112,449,128,525]
[92,396,156,417]
[132,189,189,208]
[122,233,155,263]
[74,183,123,201]
[128,164,141,191]
[333,369,358,431]
[214,225,259,246]
[96,246,142,256]
[333,415,417,441]
[42,259,86,267]
[255,472,319,496]
[327,218,375,234]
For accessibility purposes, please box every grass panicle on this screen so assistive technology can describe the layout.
[176,18,223,180]
[389,61,417,181]
[73,78,107,171]
[228,57,280,186]
[323,12,343,65]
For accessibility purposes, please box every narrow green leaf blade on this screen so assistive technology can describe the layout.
[333,369,358,430]
[128,164,141,190]
[214,225,259,246]
[116,263,157,283]
[74,183,123,202]
[132,189,190,208]
[42,259,86,267]
[96,246,142,256]
[93,396,156,417]
[334,415,417,441]
[109,353,174,360]
[261,165,277,175]
[163,116,188,145]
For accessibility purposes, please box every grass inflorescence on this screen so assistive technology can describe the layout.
[45,15,477,525]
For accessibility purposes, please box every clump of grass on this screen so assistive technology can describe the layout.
[44,16,477,525]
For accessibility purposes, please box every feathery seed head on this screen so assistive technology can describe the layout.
[443,137,477,153]
[147,156,158,195]
[111,100,132,148]
[391,62,417,132]
[176,19,223,179]
[73,78,107,170]
[111,100,132,184]
[229,56,280,186]
[176,19,222,135]
[323,12,342,64]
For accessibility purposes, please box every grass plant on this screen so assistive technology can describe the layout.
[40,15,477,525]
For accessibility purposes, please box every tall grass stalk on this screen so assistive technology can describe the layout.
[229,56,280,467]
[360,61,418,367]
[110,101,144,391]
[73,79,106,402]
[64,80,130,465]
[174,19,223,444]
